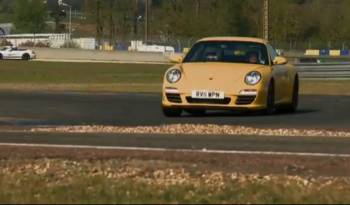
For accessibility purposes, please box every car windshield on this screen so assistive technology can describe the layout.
[183,41,269,65]
[0,47,6,51]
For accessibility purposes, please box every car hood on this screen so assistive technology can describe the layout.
[182,62,266,82]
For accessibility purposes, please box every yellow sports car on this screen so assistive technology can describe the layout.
[162,37,299,117]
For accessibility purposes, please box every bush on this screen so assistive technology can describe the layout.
[19,40,50,48]
[60,40,80,49]
[19,41,35,47]
[0,39,12,46]
[34,41,50,47]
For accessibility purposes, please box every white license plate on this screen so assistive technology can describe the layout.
[192,90,225,99]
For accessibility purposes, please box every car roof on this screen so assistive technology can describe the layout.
[197,37,268,45]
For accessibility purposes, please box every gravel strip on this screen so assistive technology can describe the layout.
[30,124,350,137]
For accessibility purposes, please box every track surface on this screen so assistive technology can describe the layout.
[1,132,350,155]
[0,91,349,130]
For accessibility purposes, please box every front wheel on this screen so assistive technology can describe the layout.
[162,107,182,117]
[285,76,299,113]
[22,54,30,61]
[263,82,276,115]
[0,54,3,60]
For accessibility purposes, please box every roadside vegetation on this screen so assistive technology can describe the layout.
[3,1,350,49]
[0,61,349,95]
[1,157,350,204]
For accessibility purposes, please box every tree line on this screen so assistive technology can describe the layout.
[2,0,350,49]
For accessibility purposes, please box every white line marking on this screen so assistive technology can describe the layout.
[0,143,349,158]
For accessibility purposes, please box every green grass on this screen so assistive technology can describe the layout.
[1,60,350,95]
[301,80,350,96]
[0,61,168,92]
[0,61,168,84]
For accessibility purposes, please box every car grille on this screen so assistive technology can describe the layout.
[186,97,231,105]
[166,93,182,103]
[236,95,256,105]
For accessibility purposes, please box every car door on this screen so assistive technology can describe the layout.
[9,48,20,59]
[2,48,11,59]
[267,44,289,103]
[7,48,17,59]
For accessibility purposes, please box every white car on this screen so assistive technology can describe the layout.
[0,46,36,60]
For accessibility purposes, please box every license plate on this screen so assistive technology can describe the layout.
[192,90,225,99]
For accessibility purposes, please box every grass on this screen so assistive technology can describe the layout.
[301,80,350,96]
[0,158,350,204]
[0,61,168,93]
[1,60,350,95]
[0,61,168,84]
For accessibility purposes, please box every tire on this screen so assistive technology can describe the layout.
[0,54,3,60]
[162,107,182,117]
[185,109,206,116]
[284,76,299,113]
[263,81,276,115]
[22,53,30,61]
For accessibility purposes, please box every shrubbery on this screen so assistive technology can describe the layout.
[18,40,50,48]
[60,40,80,49]
[0,39,12,46]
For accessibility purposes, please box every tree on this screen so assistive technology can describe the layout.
[13,0,47,33]
[49,0,67,33]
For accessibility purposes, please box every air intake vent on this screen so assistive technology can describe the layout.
[166,93,182,103]
[186,97,231,105]
[236,96,256,105]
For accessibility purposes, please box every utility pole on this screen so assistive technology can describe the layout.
[263,0,269,41]
[145,0,149,44]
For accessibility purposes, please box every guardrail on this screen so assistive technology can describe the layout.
[294,63,350,80]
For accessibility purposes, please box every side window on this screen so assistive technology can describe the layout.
[267,44,278,63]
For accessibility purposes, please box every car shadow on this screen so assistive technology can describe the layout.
[181,109,320,118]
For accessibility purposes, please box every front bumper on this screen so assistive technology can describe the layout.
[162,89,268,110]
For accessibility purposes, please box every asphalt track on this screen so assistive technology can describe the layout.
[1,132,350,156]
[0,91,350,156]
[0,91,349,130]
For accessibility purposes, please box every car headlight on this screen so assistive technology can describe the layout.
[166,69,182,83]
[245,71,262,85]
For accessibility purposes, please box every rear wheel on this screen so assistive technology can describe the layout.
[22,53,30,61]
[162,107,182,117]
[263,81,276,115]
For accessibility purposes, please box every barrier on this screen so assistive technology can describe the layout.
[305,49,320,56]
[341,50,349,56]
[305,49,350,57]
[128,40,175,54]
[183,47,190,54]
[99,43,114,51]
[330,50,341,57]
[295,63,350,79]
[320,49,329,56]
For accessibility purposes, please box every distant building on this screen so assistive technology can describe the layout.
[0,23,14,35]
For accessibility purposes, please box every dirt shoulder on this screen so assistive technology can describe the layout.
[1,145,350,178]
[0,145,350,203]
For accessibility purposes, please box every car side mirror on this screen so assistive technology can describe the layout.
[273,56,288,65]
[169,54,184,64]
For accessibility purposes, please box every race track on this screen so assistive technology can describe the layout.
[0,91,348,130]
